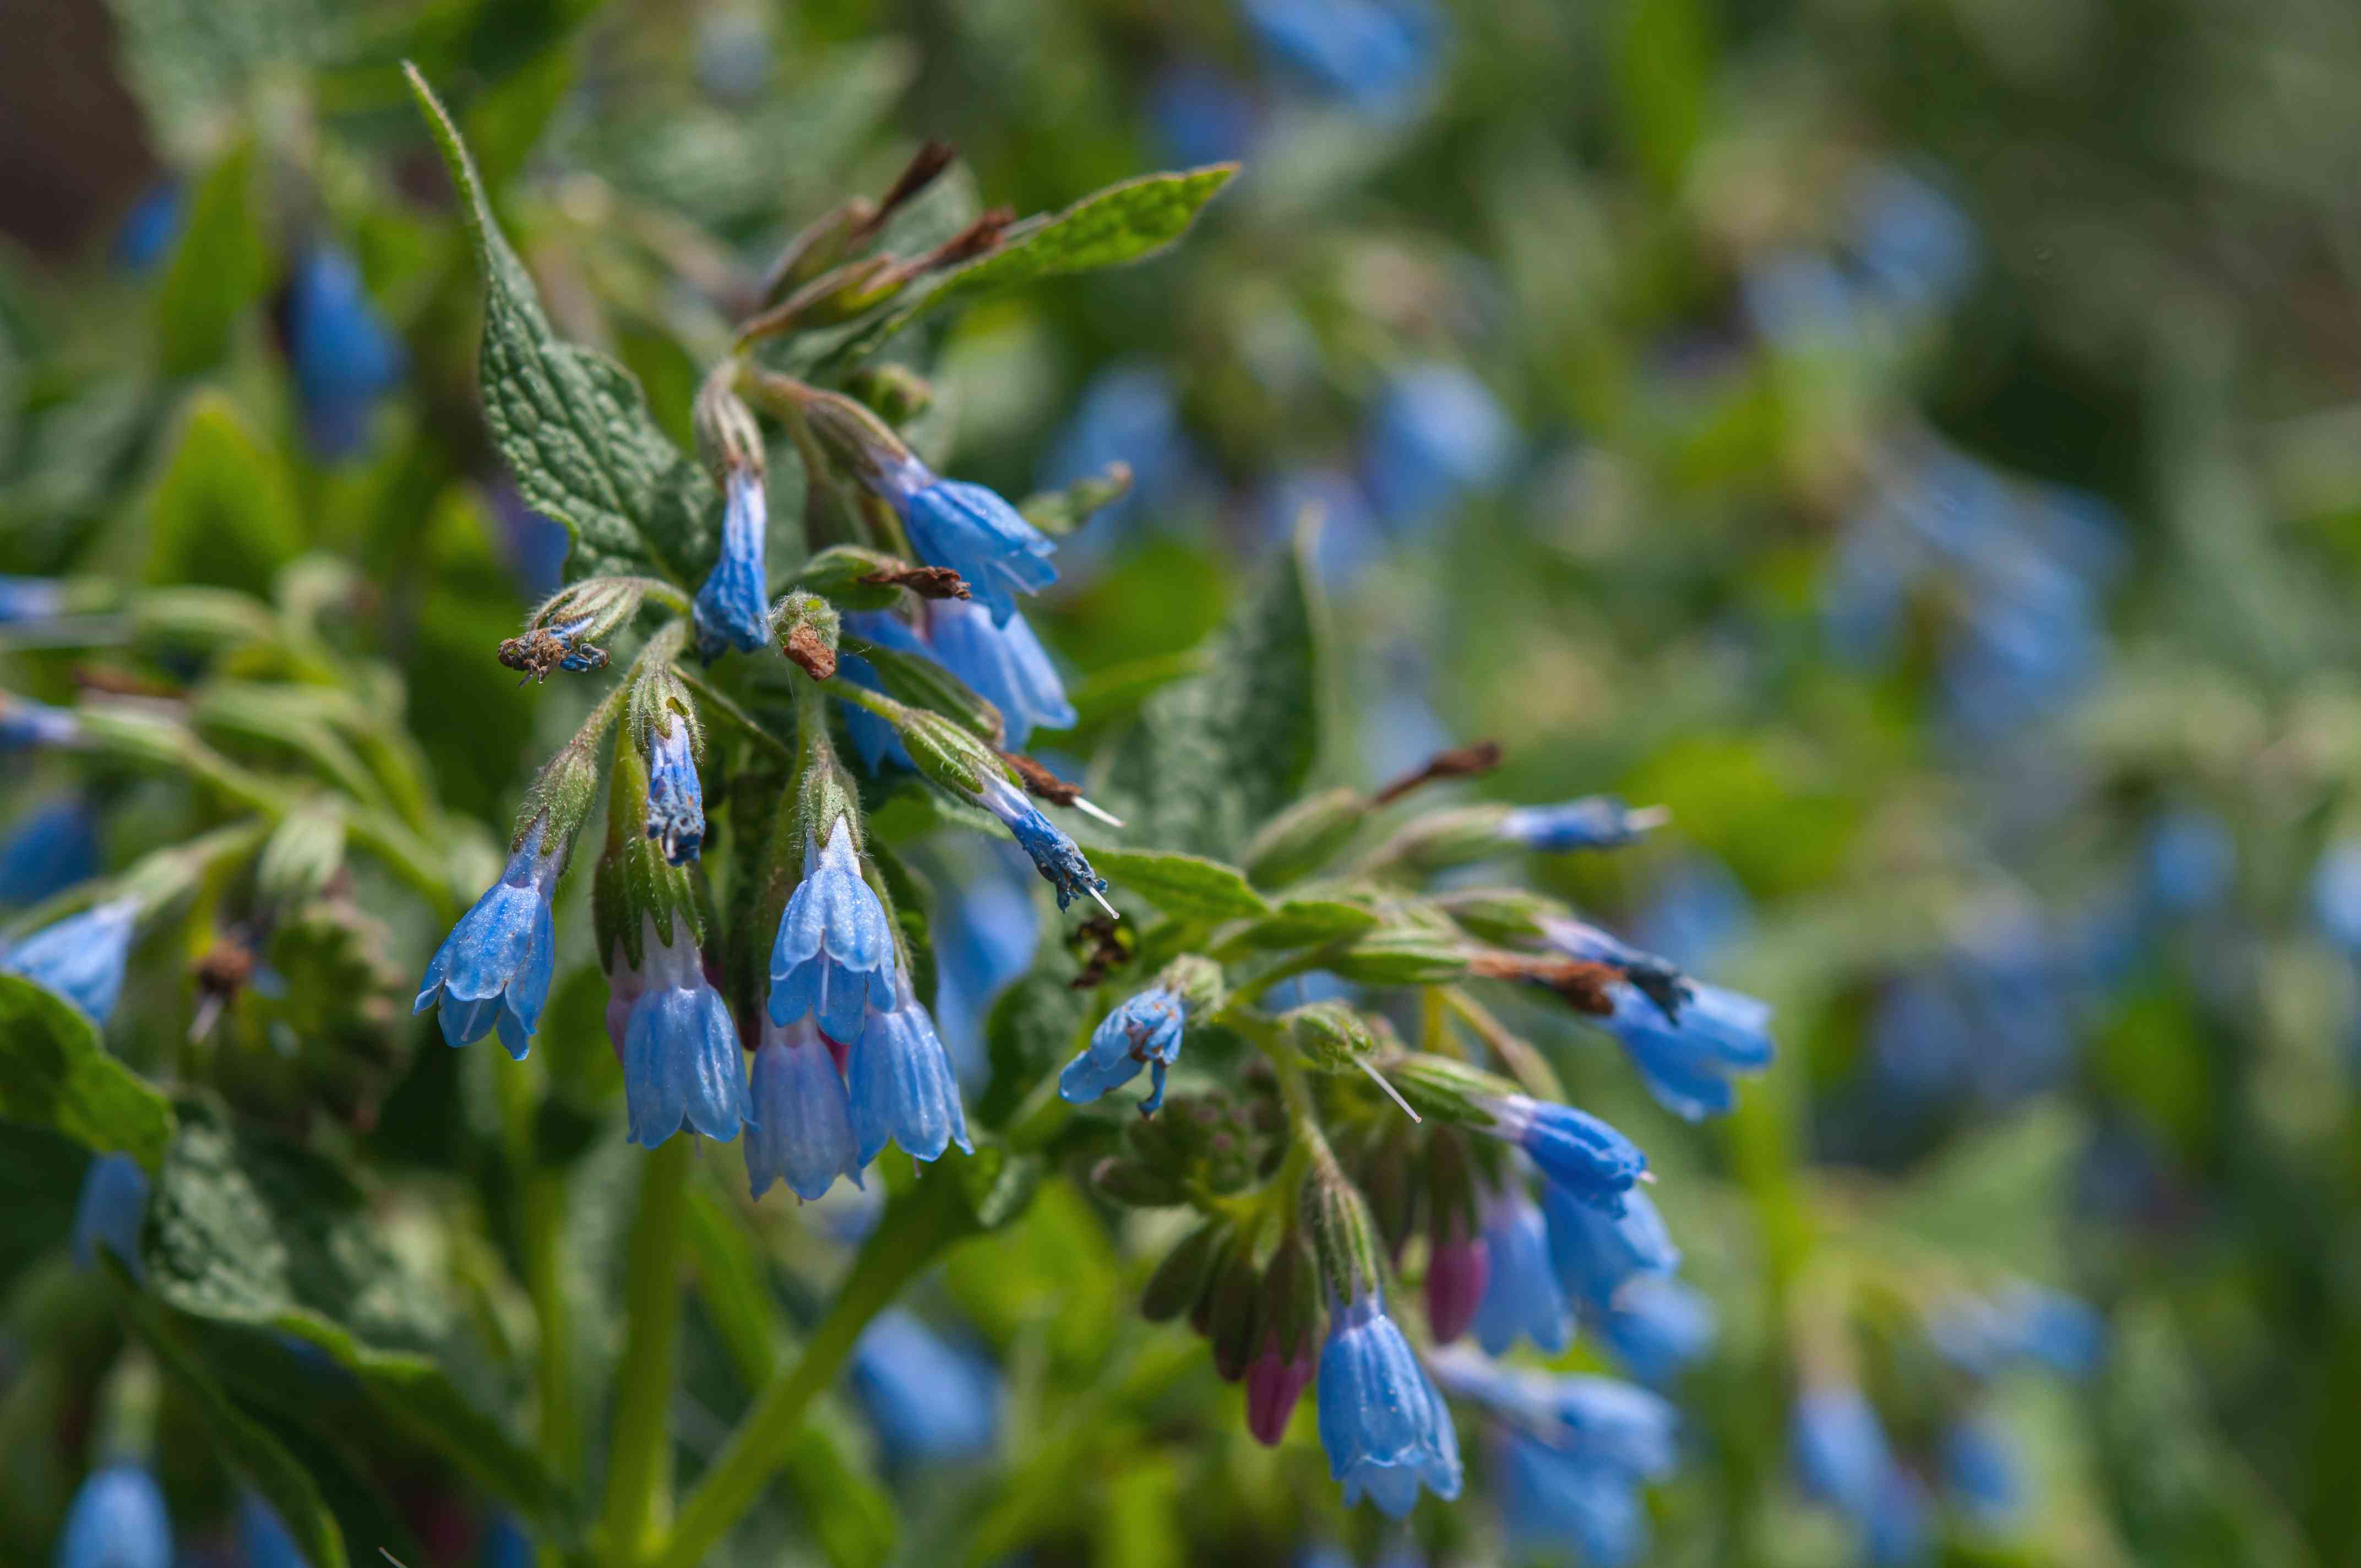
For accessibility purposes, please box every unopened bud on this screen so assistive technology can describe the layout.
[1371,803,1515,876]
[1242,789,1370,889]
[792,385,914,488]
[1301,1157,1383,1306]
[1092,1155,1187,1208]
[854,639,1005,744]
[1358,1119,1418,1263]
[1423,1131,1488,1346]
[693,369,766,484]
[1387,1054,1522,1127]
[1019,462,1135,538]
[1434,887,1563,945]
[1256,1232,1320,1364]
[774,590,840,680]
[899,707,1006,797]
[518,738,602,862]
[1327,922,1469,986]
[844,363,936,425]
[1143,1219,1227,1323]
[1158,955,1225,1016]
[1205,1241,1263,1381]
[1285,1001,1378,1071]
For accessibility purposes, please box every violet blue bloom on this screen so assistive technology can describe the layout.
[694,468,773,659]
[56,1463,170,1568]
[414,824,559,1058]
[1059,986,1185,1114]
[975,772,1111,915]
[1481,1096,1646,1211]
[1471,1183,1571,1357]
[72,1152,149,1281]
[1598,979,1775,1123]
[643,716,704,865]
[3,896,139,1024]
[1315,1290,1463,1517]
[1865,1465,1933,1567]
[918,597,1076,753]
[112,179,187,274]
[1499,797,1668,853]
[1500,1431,1646,1568]
[874,457,1057,626]
[768,818,897,1041]
[0,575,64,625]
[1,693,81,750]
[237,1493,307,1568]
[0,795,100,907]
[1239,0,1445,122]
[1791,1384,1891,1522]
[1941,1417,2025,1529]
[847,974,971,1166]
[745,1014,863,1201]
[1361,362,1515,531]
[621,923,750,1147]
[1541,1183,1678,1313]
[284,242,405,460]
[1597,1276,1716,1386]
[848,1309,1002,1465]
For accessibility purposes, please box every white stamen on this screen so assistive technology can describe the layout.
[1073,796,1127,829]
[1089,885,1122,921]
[1625,804,1673,832]
[1358,1058,1422,1123]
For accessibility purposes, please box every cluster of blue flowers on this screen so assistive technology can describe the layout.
[53,1460,312,1568]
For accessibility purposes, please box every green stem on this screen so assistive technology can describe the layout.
[601,1136,694,1564]
[672,667,795,764]
[645,1168,977,1568]
[497,1061,576,1492]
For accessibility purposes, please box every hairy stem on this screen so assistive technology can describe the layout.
[601,1135,694,1563]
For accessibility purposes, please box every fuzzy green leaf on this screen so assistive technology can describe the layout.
[1089,847,1269,921]
[155,139,268,377]
[0,976,175,1169]
[1232,897,1381,950]
[405,63,714,584]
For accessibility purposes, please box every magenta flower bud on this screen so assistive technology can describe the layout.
[1244,1335,1316,1446]
[1423,1216,1490,1347]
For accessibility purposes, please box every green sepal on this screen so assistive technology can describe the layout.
[1285,1001,1379,1072]
[1143,1218,1229,1324]
[1256,1231,1320,1362]
[1242,788,1370,889]
[1300,1157,1382,1306]
[792,545,919,612]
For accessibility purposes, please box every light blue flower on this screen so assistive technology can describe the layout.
[1239,0,1446,122]
[112,179,187,274]
[1039,362,1198,533]
[1059,987,1185,1114]
[1470,1183,1570,1357]
[56,1463,171,1568]
[694,468,773,659]
[1541,1184,1678,1313]
[848,1309,1002,1465]
[1434,1356,1677,1480]
[1499,1432,1645,1568]
[643,715,704,865]
[0,575,65,625]
[72,1153,148,1281]
[414,825,559,1059]
[1499,797,1668,852]
[847,978,971,1166]
[877,459,1057,626]
[1598,979,1775,1122]
[237,1493,307,1568]
[1929,1282,2103,1380]
[1791,1384,1891,1522]
[1742,251,1859,348]
[1361,362,1515,531]
[2144,808,2233,916]
[1,692,81,750]
[1941,1417,2025,1529]
[1845,165,1979,314]
[285,242,405,461]
[2315,841,2361,952]
[975,773,1112,915]
[768,818,897,1041]
[1597,1277,1716,1386]
[1483,1096,1645,1210]
[929,846,1039,1084]
[745,1016,863,1201]
[1630,856,1754,970]
[1865,1464,1933,1567]
[621,923,750,1147]
[1315,1291,1462,1517]
[1147,64,1264,167]
[3,896,138,1024]
[0,795,100,907]
[918,598,1075,753]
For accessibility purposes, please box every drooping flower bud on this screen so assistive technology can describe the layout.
[1302,1155,1383,1310]
[1241,788,1370,889]
[844,362,937,425]
[630,669,705,867]
[3,896,140,1024]
[693,467,775,661]
[1422,1129,1486,1345]
[1143,1218,1228,1324]
[414,823,561,1059]
[745,1013,863,1201]
[1243,1231,1320,1444]
[1203,1237,1264,1382]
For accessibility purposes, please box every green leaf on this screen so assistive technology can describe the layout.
[785,1412,899,1568]
[839,166,1238,361]
[1087,847,1268,921]
[156,140,268,377]
[115,1286,352,1568]
[143,389,303,598]
[1099,525,1324,861]
[977,966,1092,1131]
[1231,897,1380,950]
[0,976,176,1169]
[405,64,714,585]
[955,1142,1045,1233]
[143,1101,578,1540]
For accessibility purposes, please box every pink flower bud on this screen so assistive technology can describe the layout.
[1244,1337,1316,1446]
[1423,1224,1490,1347]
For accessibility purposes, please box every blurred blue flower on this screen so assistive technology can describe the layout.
[1630,856,1754,970]
[847,977,971,1166]
[1499,797,1668,853]
[1149,64,1264,166]
[849,1309,1000,1465]
[0,575,66,625]
[481,1510,534,1568]
[284,242,405,461]
[1499,1431,1645,1568]
[693,470,774,660]
[1471,1183,1570,1356]
[56,1463,170,1568]
[2313,840,2361,952]
[693,9,772,103]
[111,179,186,274]
[917,598,1074,753]
[1864,1464,1933,1567]
[72,1152,148,1281]
[622,925,750,1148]
[1930,1282,2104,1380]
[1599,979,1775,1122]
[1059,986,1186,1114]
[1360,362,1515,531]
[1791,1384,1890,1522]
[3,896,138,1024]
[876,461,1057,625]
[928,846,1038,1084]
[1437,1358,1678,1479]
[746,1016,863,1201]
[1264,467,1386,587]
[768,818,897,1042]
[1239,0,1448,122]
[1484,1096,1645,1210]
[489,485,571,597]
[1541,1183,1678,1312]
[236,1493,307,1568]
[1846,166,1979,314]
[1742,251,1858,348]
[643,715,703,865]
[1597,1276,1716,1385]
[414,824,559,1058]
[1039,362,1199,535]
[1940,1416,2026,1529]
[1316,1291,1462,1516]
[0,795,100,907]
[2143,808,2233,917]
[1,693,83,750]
